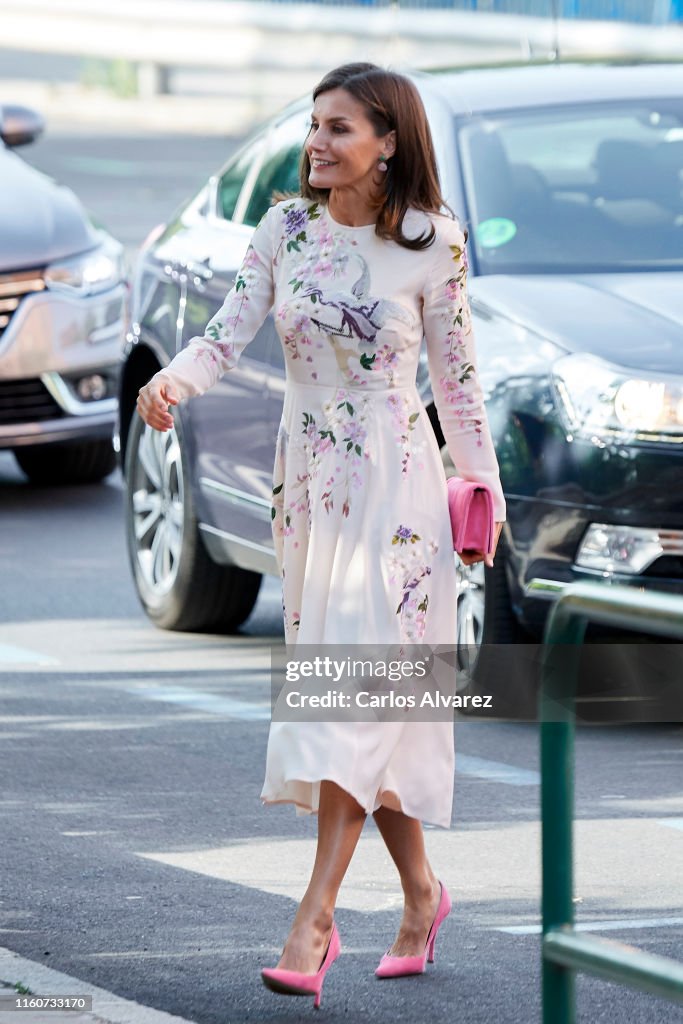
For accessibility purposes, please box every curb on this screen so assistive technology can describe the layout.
[0,948,197,1024]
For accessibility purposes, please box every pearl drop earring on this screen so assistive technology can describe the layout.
[378,154,388,172]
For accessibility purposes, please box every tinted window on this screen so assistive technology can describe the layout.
[242,113,309,227]
[218,139,263,221]
[457,100,683,274]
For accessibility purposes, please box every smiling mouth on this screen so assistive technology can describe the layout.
[311,159,337,168]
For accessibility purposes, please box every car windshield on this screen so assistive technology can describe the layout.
[457,100,683,274]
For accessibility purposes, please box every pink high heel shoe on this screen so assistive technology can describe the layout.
[375,880,451,979]
[261,921,341,1009]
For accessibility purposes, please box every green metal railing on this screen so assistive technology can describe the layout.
[539,582,683,1023]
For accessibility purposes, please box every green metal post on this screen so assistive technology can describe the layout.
[540,607,587,1024]
[538,582,683,1022]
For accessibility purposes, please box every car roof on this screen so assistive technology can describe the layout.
[417,60,683,115]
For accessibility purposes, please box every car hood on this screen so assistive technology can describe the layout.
[0,147,99,272]
[473,273,683,376]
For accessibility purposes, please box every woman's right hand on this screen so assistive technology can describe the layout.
[136,374,179,432]
[459,521,504,569]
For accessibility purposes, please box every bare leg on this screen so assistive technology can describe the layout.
[275,780,367,973]
[372,805,441,956]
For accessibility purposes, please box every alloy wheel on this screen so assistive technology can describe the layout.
[131,424,184,595]
[455,556,486,674]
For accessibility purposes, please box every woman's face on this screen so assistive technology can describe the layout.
[306,87,395,194]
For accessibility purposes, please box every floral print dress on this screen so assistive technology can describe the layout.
[158,198,506,829]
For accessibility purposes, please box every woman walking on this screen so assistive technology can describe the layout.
[137,63,505,1008]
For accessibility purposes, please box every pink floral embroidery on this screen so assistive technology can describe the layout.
[439,241,483,446]
[388,525,435,642]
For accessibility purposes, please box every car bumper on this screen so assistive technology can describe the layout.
[0,282,126,376]
[0,407,116,448]
[526,570,683,602]
[521,548,683,637]
[0,280,125,449]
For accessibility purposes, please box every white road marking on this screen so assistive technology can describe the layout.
[455,753,540,786]
[497,916,683,935]
[0,619,274,675]
[127,686,271,720]
[129,693,546,785]
[132,818,682,926]
[125,691,549,786]
[0,643,58,666]
[136,835,413,913]
[61,831,118,837]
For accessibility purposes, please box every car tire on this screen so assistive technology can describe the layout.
[13,439,116,485]
[124,409,262,633]
[455,531,539,719]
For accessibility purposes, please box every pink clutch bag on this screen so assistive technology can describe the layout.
[446,476,495,554]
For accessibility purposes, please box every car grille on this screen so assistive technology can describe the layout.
[644,555,683,579]
[0,267,46,339]
[0,378,64,426]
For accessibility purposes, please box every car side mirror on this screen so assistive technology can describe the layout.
[0,104,46,148]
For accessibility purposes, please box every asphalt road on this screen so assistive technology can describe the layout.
[1,132,682,1024]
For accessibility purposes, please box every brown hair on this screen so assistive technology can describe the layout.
[300,63,450,251]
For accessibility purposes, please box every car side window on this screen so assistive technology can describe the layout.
[242,113,310,227]
[217,139,263,221]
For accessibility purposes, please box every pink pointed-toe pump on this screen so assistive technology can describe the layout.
[375,880,451,979]
[261,921,341,1009]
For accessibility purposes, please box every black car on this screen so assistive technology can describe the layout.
[118,61,683,709]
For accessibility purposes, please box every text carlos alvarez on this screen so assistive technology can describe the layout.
[285,690,494,709]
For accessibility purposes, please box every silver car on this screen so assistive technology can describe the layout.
[0,104,127,484]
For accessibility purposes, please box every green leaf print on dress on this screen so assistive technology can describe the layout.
[304,391,369,517]
[271,387,370,543]
[199,244,264,367]
[273,201,321,266]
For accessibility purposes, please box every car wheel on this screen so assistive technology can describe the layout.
[13,439,116,485]
[124,410,262,632]
[455,532,539,718]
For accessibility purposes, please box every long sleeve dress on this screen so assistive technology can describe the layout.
[157,197,506,829]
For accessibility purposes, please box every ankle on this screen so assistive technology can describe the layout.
[402,872,439,910]
[290,906,335,937]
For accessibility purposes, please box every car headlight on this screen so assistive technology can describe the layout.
[552,353,683,444]
[44,235,125,296]
[575,523,666,573]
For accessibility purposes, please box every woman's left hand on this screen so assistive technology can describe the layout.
[459,521,504,569]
